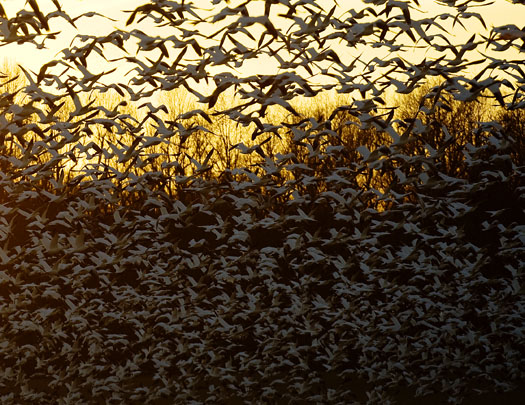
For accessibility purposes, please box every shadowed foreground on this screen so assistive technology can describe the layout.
[1,134,523,403]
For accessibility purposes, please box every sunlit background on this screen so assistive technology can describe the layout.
[2,0,525,85]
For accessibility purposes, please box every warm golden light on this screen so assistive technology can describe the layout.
[2,0,525,81]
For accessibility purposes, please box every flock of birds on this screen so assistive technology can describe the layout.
[0,0,524,403]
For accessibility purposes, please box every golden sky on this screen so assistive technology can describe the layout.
[1,0,524,86]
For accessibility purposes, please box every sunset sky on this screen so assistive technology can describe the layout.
[1,0,524,88]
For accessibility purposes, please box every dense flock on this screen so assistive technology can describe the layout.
[0,0,524,403]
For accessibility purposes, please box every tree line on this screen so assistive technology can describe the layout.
[1,59,522,210]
